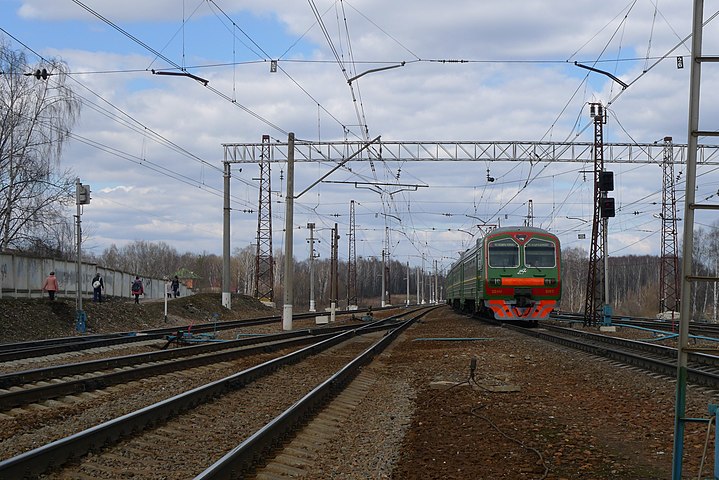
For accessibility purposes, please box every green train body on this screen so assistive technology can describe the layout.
[446,226,561,321]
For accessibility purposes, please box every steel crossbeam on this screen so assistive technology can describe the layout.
[223,140,719,164]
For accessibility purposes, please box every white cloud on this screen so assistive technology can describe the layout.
[4,1,718,269]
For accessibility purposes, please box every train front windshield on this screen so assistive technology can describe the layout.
[524,238,556,268]
[488,239,519,268]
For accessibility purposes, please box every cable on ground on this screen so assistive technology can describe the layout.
[420,357,549,479]
[697,414,716,480]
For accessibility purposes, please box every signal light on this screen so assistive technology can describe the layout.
[599,171,614,191]
[77,184,91,205]
[600,197,615,218]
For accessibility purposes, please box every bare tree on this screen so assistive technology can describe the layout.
[233,245,255,295]
[99,240,181,278]
[0,38,80,254]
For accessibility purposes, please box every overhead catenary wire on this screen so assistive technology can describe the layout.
[6,3,714,263]
[0,26,264,218]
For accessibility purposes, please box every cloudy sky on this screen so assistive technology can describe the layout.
[2,0,719,271]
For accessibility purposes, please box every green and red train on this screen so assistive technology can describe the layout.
[446,226,561,322]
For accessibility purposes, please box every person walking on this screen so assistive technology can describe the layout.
[92,272,104,302]
[171,275,180,298]
[131,276,144,304]
[42,271,59,300]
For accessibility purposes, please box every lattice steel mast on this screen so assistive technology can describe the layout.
[525,199,534,227]
[659,136,680,314]
[347,200,357,308]
[254,135,274,304]
[584,103,606,326]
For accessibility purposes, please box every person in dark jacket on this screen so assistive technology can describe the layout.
[92,272,104,302]
[131,276,144,304]
[171,275,180,298]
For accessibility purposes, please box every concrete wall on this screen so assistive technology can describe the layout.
[0,252,191,300]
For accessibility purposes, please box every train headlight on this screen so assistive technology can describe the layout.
[543,278,557,286]
[490,278,502,286]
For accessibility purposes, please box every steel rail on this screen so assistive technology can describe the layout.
[508,324,719,388]
[0,306,382,362]
[0,309,423,478]
[0,322,361,389]
[195,306,438,479]
[0,327,365,411]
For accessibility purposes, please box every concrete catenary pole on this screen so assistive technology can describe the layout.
[283,133,295,331]
[330,223,339,322]
[381,249,386,308]
[434,259,439,304]
[416,266,420,305]
[307,222,316,312]
[421,254,425,304]
[222,161,231,309]
[406,261,410,306]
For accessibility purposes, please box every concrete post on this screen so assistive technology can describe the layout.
[222,161,231,309]
[282,133,295,331]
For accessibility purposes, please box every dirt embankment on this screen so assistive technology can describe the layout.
[0,293,279,343]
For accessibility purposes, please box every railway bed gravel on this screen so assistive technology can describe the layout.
[4,306,719,478]
[265,308,719,479]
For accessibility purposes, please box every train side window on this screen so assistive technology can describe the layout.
[488,239,519,268]
[525,238,556,268]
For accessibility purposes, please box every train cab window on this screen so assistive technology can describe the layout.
[525,238,556,268]
[488,239,519,268]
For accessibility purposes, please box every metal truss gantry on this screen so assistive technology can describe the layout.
[222,139,719,165]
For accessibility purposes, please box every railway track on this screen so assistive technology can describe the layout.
[0,307,435,479]
[0,322,374,411]
[509,323,719,389]
[0,306,384,363]
[552,311,719,340]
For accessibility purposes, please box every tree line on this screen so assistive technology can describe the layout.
[91,241,435,310]
[561,223,719,322]
[79,227,719,321]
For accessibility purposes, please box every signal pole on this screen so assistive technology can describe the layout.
[75,178,90,333]
[583,103,607,326]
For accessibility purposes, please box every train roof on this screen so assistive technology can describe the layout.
[485,226,557,236]
[448,225,559,270]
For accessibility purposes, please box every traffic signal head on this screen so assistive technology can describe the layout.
[599,171,614,191]
[77,184,91,205]
[600,197,615,218]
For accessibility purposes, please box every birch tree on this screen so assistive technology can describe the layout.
[0,39,80,253]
